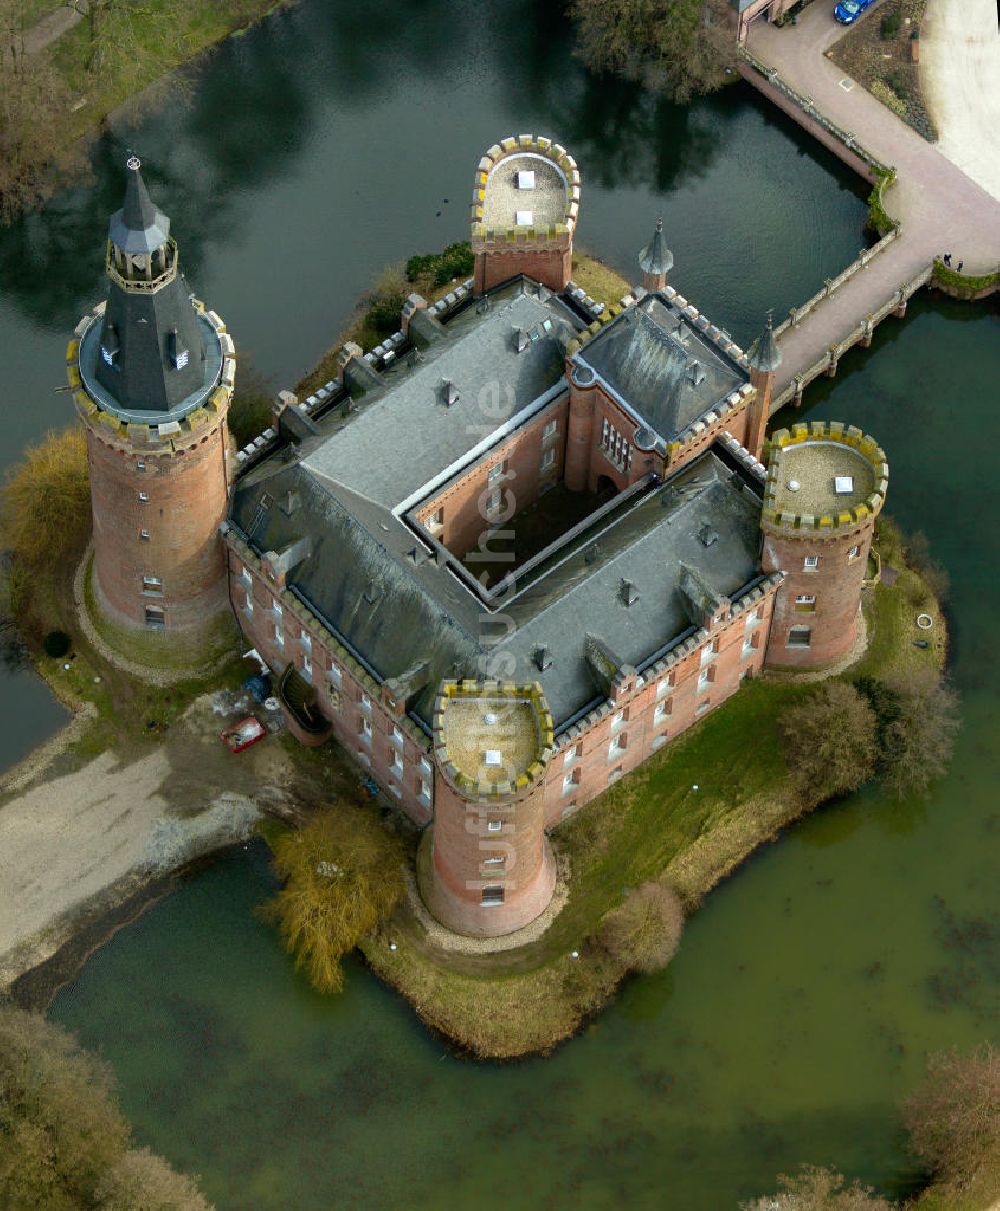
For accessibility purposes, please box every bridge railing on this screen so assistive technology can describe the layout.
[771,265,934,412]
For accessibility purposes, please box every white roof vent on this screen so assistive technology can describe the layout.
[834,475,855,494]
[484,750,503,767]
[515,210,533,226]
[483,712,498,726]
[787,479,801,492]
[515,170,535,190]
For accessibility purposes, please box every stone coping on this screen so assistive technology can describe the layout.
[471,134,579,247]
[432,680,553,800]
[762,421,888,534]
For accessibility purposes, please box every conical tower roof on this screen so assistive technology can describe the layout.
[746,313,782,373]
[108,155,171,255]
[638,217,673,277]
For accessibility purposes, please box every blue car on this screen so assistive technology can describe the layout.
[834,0,874,23]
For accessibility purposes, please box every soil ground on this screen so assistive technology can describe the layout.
[826,0,936,140]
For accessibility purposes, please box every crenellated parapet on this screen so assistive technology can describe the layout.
[68,299,235,460]
[432,679,553,802]
[762,421,888,536]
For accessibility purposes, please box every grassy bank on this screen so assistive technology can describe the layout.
[294,250,633,400]
[360,530,946,1059]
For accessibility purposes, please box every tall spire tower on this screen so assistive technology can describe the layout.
[638,217,673,293]
[68,157,236,634]
[745,312,782,460]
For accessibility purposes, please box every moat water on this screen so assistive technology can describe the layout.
[0,0,995,1206]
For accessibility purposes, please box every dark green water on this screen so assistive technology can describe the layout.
[2,0,993,1205]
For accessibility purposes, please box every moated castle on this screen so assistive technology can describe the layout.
[66,139,888,938]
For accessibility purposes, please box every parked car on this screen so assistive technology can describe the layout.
[834,0,874,24]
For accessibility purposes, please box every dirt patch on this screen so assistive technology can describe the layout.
[827,0,937,141]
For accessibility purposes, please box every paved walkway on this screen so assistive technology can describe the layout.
[22,0,88,56]
[746,0,1000,402]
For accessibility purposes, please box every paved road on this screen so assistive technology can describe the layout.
[747,0,1000,399]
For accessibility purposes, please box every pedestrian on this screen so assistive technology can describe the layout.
[957,261,964,273]
[944,252,952,267]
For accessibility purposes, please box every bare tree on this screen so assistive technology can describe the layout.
[598,881,685,974]
[741,1165,893,1210]
[779,682,879,800]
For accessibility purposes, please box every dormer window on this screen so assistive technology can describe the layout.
[167,328,189,371]
[100,324,120,367]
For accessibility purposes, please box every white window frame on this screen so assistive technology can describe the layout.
[487,461,505,484]
[848,545,861,562]
[656,675,673,699]
[540,447,556,471]
[486,819,503,834]
[803,555,819,571]
[328,663,342,688]
[142,575,162,595]
[360,693,372,713]
[608,734,627,761]
[542,419,558,442]
[138,491,149,503]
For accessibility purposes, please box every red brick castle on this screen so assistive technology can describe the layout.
[70,141,887,939]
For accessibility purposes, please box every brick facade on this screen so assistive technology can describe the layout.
[84,411,232,630]
[474,246,573,295]
[414,395,570,558]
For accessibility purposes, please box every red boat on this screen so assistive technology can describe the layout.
[220,716,267,754]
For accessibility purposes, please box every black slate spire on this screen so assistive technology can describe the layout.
[638,216,674,278]
[109,156,171,255]
[746,312,782,374]
[94,157,215,415]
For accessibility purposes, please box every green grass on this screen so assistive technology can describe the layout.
[362,543,947,1058]
[47,1,291,150]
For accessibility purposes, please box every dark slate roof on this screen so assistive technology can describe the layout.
[108,158,171,255]
[638,217,673,276]
[94,272,217,415]
[302,283,579,510]
[576,293,747,443]
[746,315,782,373]
[232,433,763,728]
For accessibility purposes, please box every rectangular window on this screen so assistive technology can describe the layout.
[601,417,610,447]
[138,491,149,503]
[391,750,403,775]
[696,699,711,715]
[543,419,558,442]
[239,564,251,585]
[419,756,432,775]
[301,654,312,681]
[360,693,371,713]
[141,575,162,595]
[140,529,151,542]
[700,643,716,666]
[328,663,342,688]
[540,448,556,471]
[788,626,812,648]
[563,743,582,768]
[272,601,283,619]
[608,766,623,785]
[428,508,444,533]
[244,592,254,615]
[562,769,580,795]
[741,635,756,659]
[482,856,505,870]
[698,667,714,691]
[487,461,505,484]
[803,555,819,571]
[419,778,431,802]
[299,631,312,651]
[795,594,817,611]
[848,545,861,561]
[274,626,284,649]
[486,819,502,834]
[481,886,505,907]
[389,783,402,800]
[656,674,674,699]
[608,734,628,760]
[144,606,165,630]
[136,460,146,472]
[651,733,667,751]
[745,607,762,629]
[486,488,502,514]
[391,725,404,748]
[611,709,627,734]
[360,717,372,739]
[654,701,670,725]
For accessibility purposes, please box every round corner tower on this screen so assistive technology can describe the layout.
[761,421,888,669]
[68,157,236,633]
[420,680,557,938]
[470,134,579,295]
